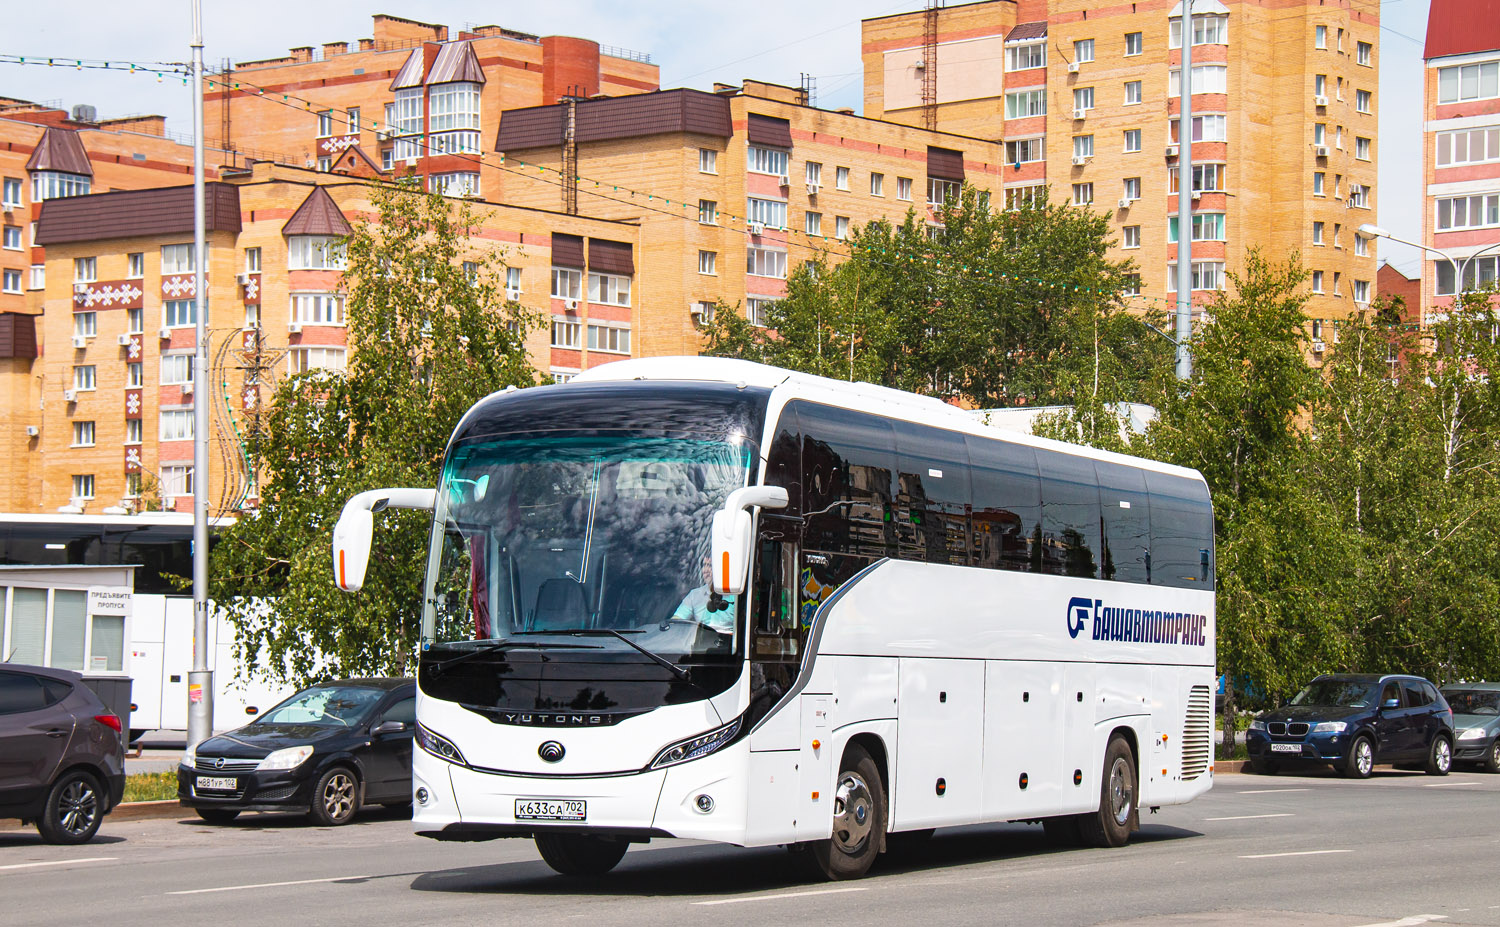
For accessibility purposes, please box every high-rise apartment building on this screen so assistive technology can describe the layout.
[1421,0,1500,326]
[863,0,1380,333]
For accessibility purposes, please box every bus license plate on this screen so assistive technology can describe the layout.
[1270,743,1302,754]
[196,776,238,791]
[515,799,586,821]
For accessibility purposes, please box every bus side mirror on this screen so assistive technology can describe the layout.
[333,488,438,593]
[710,486,790,596]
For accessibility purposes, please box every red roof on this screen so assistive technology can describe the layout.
[282,186,352,237]
[25,127,92,176]
[1426,0,1500,60]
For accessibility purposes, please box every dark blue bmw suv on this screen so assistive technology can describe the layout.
[1246,674,1454,779]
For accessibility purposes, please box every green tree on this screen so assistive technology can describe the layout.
[210,181,540,685]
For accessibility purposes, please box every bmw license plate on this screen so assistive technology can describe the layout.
[1270,743,1302,754]
[515,799,586,821]
[196,776,238,791]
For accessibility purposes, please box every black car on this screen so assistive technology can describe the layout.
[0,664,126,844]
[177,678,414,825]
[1246,673,1454,778]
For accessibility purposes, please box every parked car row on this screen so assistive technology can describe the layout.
[1246,673,1500,778]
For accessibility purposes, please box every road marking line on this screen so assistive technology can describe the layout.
[693,886,868,906]
[1350,915,1447,927]
[1423,781,1477,787]
[165,875,372,895]
[1239,849,1351,859]
[1205,813,1295,821]
[0,857,116,872]
[1234,788,1312,795]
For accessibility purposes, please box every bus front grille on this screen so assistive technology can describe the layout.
[1182,685,1212,780]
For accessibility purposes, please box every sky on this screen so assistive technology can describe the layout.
[6,0,1433,273]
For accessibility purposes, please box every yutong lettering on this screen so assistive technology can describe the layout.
[1068,596,1208,646]
[499,713,613,727]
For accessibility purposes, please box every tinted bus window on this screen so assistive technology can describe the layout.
[763,405,801,520]
[893,420,971,566]
[797,402,896,558]
[1095,460,1152,584]
[1038,449,1101,578]
[1144,470,1214,589]
[966,434,1041,571]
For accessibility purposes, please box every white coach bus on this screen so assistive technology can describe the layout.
[332,357,1215,879]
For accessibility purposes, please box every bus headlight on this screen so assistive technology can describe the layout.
[649,716,743,770]
[417,723,468,766]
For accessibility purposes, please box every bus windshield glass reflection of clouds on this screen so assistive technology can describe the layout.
[332,356,1217,879]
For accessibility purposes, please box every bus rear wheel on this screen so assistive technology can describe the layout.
[805,743,886,880]
[1080,735,1137,848]
[535,833,628,876]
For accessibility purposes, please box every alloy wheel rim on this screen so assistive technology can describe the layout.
[1436,739,1451,772]
[1357,740,1373,775]
[1109,757,1134,826]
[323,774,355,821]
[831,772,873,854]
[58,779,98,835]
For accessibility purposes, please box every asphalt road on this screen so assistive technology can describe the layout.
[4,767,1499,927]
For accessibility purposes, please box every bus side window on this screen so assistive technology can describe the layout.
[1095,460,1152,584]
[796,402,896,559]
[1037,449,1101,579]
[966,434,1041,572]
[764,406,801,520]
[894,420,972,566]
[1145,470,1214,589]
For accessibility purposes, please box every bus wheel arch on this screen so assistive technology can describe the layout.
[843,731,890,849]
[804,739,887,880]
[1080,729,1139,848]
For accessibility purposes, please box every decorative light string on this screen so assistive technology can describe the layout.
[0,55,189,83]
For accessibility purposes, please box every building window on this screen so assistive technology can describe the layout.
[1125,32,1143,56]
[1124,81,1142,105]
[1315,25,1327,49]
[2,226,19,250]
[746,197,789,230]
[1436,256,1500,295]
[835,166,850,191]
[1073,87,1095,112]
[1122,273,1141,296]
[124,252,144,278]
[160,410,194,441]
[550,319,581,349]
[1170,114,1228,143]
[1357,41,1372,66]
[1354,280,1370,304]
[316,156,333,173]
[699,148,718,174]
[1170,65,1229,97]
[1356,137,1371,160]
[1171,13,1229,48]
[161,465,193,502]
[287,235,345,269]
[505,266,522,297]
[897,177,913,200]
[124,472,142,498]
[746,246,787,278]
[318,110,334,137]
[428,82,482,154]
[805,162,823,188]
[835,216,850,240]
[805,211,822,236]
[73,365,96,390]
[126,308,143,334]
[1438,61,1500,104]
[29,265,43,290]
[348,107,360,134]
[392,87,424,160]
[1355,234,1369,257]
[1169,213,1227,242]
[1122,225,1141,249]
[1336,125,1344,150]
[74,312,97,338]
[72,475,95,501]
[1005,184,1045,210]
[746,298,773,327]
[698,250,717,275]
[550,369,578,384]
[289,347,347,374]
[1315,74,1327,97]
[1122,177,1141,200]
[747,146,790,178]
[1355,89,1372,113]
[1313,172,1325,196]
[429,172,480,197]
[1005,41,1045,71]
[588,272,631,307]
[1333,271,1342,295]
[164,300,196,328]
[1124,129,1142,153]
[71,421,95,447]
[1167,261,1226,291]
[382,148,394,171]
[698,199,718,225]
[1312,270,1325,293]
[550,267,583,300]
[870,172,884,196]
[1006,137,1045,165]
[1,177,20,208]
[1005,90,1046,119]
[161,243,196,274]
[245,247,261,272]
[127,362,142,388]
[126,419,142,444]
[927,178,959,207]
[1437,127,1500,166]
[1312,221,1325,245]
[1349,183,1369,208]
[1,269,20,294]
[292,293,346,325]
[1072,183,1094,206]
[1074,39,1095,63]
[586,323,631,354]
[74,257,97,283]
[30,171,90,201]
[1073,135,1095,159]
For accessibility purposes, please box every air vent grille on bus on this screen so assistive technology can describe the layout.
[1182,685,1212,780]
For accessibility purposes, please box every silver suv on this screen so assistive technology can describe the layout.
[0,665,126,843]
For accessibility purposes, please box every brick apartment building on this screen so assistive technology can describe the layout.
[1421,0,1500,326]
[29,162,641,515]
[862,0,1381,340]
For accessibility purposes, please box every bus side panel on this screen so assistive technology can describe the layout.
[795,693,835,841]
[981,660,1064,821]
[743,749,799,846]
[126,594,168,733]
[892,658,984,830]
[1059,662,1099,815]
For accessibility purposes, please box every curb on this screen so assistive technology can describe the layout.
[109,799,190,822]
[1216,760,1252,775]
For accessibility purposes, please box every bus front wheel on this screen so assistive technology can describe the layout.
[805,743,886,880]
[1079,734,1137,848]
[535,833,629,876]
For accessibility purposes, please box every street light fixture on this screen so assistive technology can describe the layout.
[1358,223,1500,320]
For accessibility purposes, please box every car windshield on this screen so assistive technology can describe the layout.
[1445,690,1500,715]
[1289,680,1379,708]
[255,686,384,726]
[423,433,754,659]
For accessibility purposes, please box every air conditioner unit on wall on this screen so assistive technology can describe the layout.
[1314,95,1329,107]
[158,327,172,339]
[288,321,303,333]
[748,221,765,236]
[71,335,88,349]
[1071,156,1088,166]
[806,182,820,196]
[690,302,715,326]
[1067,62,1080,73]
[1314,145,1330,158]
[1118,198,1131,209]
[63,389,77,402]
[1073,108,1087,120]
[181,380,194,394]
[117,333,132,346]
[777,175,790,187]
[73,283,89,295]
[25,425,38,437]
[1312,339,1326,353]
[236,272,250,285]
[1165,145,1180,158]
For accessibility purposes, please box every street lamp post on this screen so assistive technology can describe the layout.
[1357,223,1500,322]
[187,0,214,749]
[1174,0,1195,381]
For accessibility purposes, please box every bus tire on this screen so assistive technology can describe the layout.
[534,833,628,876]
[1080,735,1137,849]
[806,743,886,881]
[1042,815,1083,846]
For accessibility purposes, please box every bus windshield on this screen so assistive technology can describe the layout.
[424,434,755,660]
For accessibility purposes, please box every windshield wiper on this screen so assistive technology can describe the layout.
[425,639,601,673]
[516,628,700,687]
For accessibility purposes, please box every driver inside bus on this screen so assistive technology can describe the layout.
[671,556,736,632]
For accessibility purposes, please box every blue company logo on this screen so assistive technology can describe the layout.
[1066,597,1209,646]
